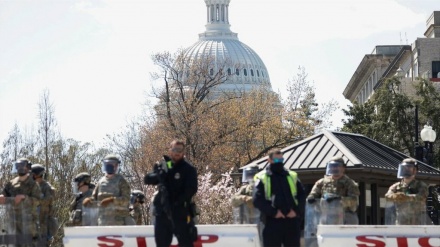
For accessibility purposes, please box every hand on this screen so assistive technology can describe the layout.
[326,196,341,203]
[101,197,114,207]
[275,210,285,219]
[82,197,92,207]
[0,195,5,204]
[244,196,253,207]
[307,197,316,204]
[392,192,408,202]
[15,195,26,205]
[286,209,297,218]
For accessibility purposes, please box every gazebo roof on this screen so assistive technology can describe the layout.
[244,130,440,184]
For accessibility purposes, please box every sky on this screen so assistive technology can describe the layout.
[0,0,438,151]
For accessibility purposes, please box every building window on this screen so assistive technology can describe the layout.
[257,70,260,77]
[210,69,214,76]
[227,68,231,75]
[414,62,418,77]
[432,61,440,78]
[262,71,265,77]
[236,68,239,75]
[244,69,247,76]
[250,69,254,76]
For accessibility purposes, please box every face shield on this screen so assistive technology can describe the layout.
[72,181,80,194]
[102,160,120,174]
[397,162,416,178]
[12,161,28,176]
[242,167,259,183]
[325,161,344,176]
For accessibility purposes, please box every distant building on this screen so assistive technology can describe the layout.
[344,11,440,104]
[182,0,272,95]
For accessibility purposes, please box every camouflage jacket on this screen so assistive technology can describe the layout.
[37,180,55,217]
[69,188,94,212]
[2,175,41,236]
[2,175,41,209]
[131,204,143,225]
[231,183,254,208]
[385,179,428,202]
[307,175,360,212]
[91,174,130,216]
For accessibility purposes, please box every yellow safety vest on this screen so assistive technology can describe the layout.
[166,161,173,169]
[254,170,298,205]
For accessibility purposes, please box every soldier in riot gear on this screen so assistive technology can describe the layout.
[231,165,260,224]
[68,172,95,226]
[31,164,56,246]
[144,140,198,247]
[385,158,429,225]
[0,158,41,246]
[130,190,145,225]
[83,154,131,226]
[306,156,360,225]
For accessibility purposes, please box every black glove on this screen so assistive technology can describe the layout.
[325,196,341,203]
[75,193,83,202]
[307,197,316,204]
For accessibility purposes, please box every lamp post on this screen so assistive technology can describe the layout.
[420,123,437,166]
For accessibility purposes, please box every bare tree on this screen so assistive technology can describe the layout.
[37,89,58,178]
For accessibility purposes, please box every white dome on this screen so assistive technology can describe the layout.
[183,0,271,93]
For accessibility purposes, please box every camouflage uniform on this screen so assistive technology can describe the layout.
[131,204,143,225]
[308,174,360,223]
[231,183,259,223]
[308,175,359,211]
[385,179,428,225]
[2,175,41,243]
[90,174,131,226]
[68,187,94,226]
[36,180,55,245]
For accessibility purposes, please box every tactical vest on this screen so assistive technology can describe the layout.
[254,170,298,204]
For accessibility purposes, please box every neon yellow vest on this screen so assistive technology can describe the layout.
[254,170,298,204]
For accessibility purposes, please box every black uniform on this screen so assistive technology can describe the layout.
[145,156,198,247]
[253,166,306,247]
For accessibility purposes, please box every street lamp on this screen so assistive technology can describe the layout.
[420,123,437,166]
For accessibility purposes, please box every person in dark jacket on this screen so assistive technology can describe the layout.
[253,148,306,247]
[144,140,198,247]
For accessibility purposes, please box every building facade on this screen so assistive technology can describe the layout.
[344,11,440,104]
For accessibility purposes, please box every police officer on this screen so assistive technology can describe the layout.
[31,164,56,246]
[68,172,95,226]
[144,140,198,247]
[83,154,131,226]
[253,148,306,247]
[130,190,145,225]
[231,165,259,224]
[385,158,428,225]
[0,158,41,246]
[306,156,360,224]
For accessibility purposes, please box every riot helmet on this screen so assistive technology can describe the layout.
[325,156,346,176]
[241,165,259,183]
[397,158,417,178]
[72,172,91,194]
[12,158,32,176]
[31,164,45,178]
[102,154,121,174]
[130,190,145,204]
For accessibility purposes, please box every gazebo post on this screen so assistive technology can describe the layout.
[370,183,379,224]
[358,181,367,224]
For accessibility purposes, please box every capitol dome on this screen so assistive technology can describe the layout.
[183,0,272,93]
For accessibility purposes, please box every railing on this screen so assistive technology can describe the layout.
[426,185,440,225]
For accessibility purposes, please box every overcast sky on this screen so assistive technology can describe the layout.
[0,0,438,151]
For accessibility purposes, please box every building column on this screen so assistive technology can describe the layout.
[370,183,379,224]
[358,182,366,224]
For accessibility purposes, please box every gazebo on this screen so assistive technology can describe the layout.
[243,130,440,224]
